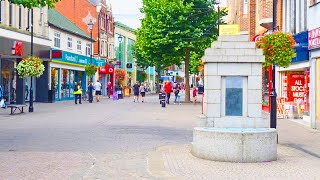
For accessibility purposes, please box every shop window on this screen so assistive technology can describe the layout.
[19,6,22,29]
[9,3,14,26]
[243,0,248,15]
[61,69,70,99]
[86,43,91,56]
[54,32,61,48]
[77,40,82,52]
[67,37,73,49]
[0,1,2,24]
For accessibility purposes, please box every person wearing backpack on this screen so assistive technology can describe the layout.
[140,82,146,103]
[74,82,82,104]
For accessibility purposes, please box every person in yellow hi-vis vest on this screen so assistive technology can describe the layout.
[74,82,82,104]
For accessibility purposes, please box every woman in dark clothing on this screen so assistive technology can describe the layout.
[87,81,94,103]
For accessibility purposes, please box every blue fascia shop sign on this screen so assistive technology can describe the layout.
[51,49,106,67]
[292,31,309,63]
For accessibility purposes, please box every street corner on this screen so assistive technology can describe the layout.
[147,143,320,180]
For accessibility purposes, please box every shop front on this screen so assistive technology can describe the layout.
[51,49,97,101]
[277,31,310,123]
[0,36,50,104]
[309,27,320,128]
[98,62,114,96]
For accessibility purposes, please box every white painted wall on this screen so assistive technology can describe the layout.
[49,26,92,56]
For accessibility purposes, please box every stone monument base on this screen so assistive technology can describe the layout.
[191,127,277,163]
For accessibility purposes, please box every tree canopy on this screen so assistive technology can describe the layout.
[135,0,226,101]
[7,0,59,8]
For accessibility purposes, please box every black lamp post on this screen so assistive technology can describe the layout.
[270,0,277,129]
[118,34,123,68]
[29,9,34,112]
[87,20,94,64]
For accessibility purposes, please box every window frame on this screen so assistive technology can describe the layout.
[86,43,91,56]
[67,37,73,49]
[54,32,61,48]
[77,40,82,52]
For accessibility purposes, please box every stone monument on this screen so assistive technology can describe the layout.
[191,35,277,163]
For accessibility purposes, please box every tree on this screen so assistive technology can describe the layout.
[136,0,226,101]
[8,0,60,8]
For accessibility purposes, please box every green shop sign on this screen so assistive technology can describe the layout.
[51,49,105,67]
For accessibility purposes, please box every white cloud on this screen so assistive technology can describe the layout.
[109,0,143,29]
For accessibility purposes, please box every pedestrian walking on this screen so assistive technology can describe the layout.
[87,81,94,103]
[133,81,140,102]
[140,82,146,103]
[192,86,197,105]
[164,81,173,104]
[107,82,112,99]
[0,85,6,109]
[94,80,102,102]
[174,85,182,105]
[74,82,82,104]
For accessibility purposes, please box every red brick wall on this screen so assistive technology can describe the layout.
[55,0,100,54]
[239,0,249,31]
[248,0,256,40]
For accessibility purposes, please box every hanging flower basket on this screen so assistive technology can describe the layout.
[17,56,45,78]
[256,32,296,68]
[115,69,126,87]
[85,64,97,77]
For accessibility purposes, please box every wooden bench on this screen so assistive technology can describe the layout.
[6,104,27,115]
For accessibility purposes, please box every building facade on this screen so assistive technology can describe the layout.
[114,22,156,91]
[277,0,310,126]
[55,0,115,95]
[48,9,102,101]
[308,0,320,128]
[0,1,51,104]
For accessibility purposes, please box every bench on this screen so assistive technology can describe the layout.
[6,104,27,115]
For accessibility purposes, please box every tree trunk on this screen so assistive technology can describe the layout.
[156,69,161,93]
[184,48,191,102]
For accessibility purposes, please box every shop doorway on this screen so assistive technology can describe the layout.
[0,59,16,104]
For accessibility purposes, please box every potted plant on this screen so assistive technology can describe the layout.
[17,56,45,78]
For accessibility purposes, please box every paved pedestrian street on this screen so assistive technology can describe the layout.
[0,95,319,179]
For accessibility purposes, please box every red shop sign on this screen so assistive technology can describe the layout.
[308,27,320,49]
[287,74,305,103]
[99,64,114,75]
[12,41,23,56]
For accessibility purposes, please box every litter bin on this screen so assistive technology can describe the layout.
[48,90,55,103]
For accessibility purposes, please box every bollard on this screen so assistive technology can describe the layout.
[161,93,166,108]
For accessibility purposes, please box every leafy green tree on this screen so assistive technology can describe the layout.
[8,0,59,8]
[136,0,226,101]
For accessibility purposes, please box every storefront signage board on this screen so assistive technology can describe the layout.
[277,97,285,118]
[308,27,320,49]
[287,74,305,103]
[52,50,100,66]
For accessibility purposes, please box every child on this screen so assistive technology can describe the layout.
[192,86,197,105]
[174,85,181,105]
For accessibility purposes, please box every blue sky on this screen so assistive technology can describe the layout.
[109,0,143,29]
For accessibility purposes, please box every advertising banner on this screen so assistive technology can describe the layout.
[287,74,305,103]
[308,27,320,49]
[277,97,285,118]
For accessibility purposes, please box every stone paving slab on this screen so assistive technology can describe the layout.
[148,144,320,180]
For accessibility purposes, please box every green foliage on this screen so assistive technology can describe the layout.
[135,0,226,100]
[256,32,296,68]
[85,64,97,77]
[140,71,148,81]
[7,0,60,8]
[17,56,45,78]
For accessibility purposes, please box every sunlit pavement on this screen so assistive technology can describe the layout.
[0,95,319,179]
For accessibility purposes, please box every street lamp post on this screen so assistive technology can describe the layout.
[29,9,34,112]
[118,34,123,68]
[270,0,277,129]
[87,20,94,64]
